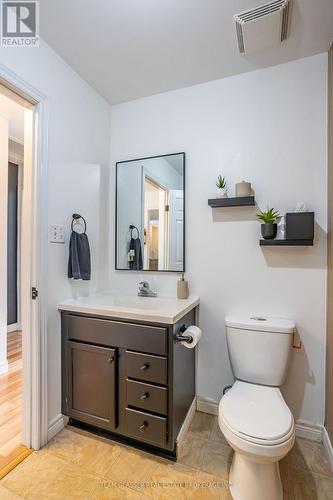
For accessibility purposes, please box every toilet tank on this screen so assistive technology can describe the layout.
[225,315,295,387]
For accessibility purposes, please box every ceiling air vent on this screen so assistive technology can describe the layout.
[234,0,292,54]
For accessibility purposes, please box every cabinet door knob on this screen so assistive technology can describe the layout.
[140,363,149,371]
[107,355,115,363]
[140,392,150,400]
[139,421,148,432]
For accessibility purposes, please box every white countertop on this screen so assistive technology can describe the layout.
[58,293,200,324]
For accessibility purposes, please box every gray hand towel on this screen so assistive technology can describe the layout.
[129,237,143,270]
[68,231,91,280]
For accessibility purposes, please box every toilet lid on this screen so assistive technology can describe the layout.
[220,381,293,442]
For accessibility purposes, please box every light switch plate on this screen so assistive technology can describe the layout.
[50,224,65,243]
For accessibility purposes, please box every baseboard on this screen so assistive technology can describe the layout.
[323,427,333,471]
[0,360,9,375]
[295,421,323,442]
[196,396,323,442]
[47,414,68,442]
[196,396,219,416]
[7,323,18,333]
[176,397,196,445]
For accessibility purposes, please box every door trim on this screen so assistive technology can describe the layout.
[0,64,49,450]
[9,144,23,331]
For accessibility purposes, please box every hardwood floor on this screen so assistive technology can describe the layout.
[0,331,22,458]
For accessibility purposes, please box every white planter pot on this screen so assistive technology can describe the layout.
[216,187,228,198]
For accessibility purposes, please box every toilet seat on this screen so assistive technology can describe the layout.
[219,381,294,446]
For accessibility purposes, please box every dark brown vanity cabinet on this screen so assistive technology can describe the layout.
[61,309,196,457]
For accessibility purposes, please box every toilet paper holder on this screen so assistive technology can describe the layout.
[174,324,193,344]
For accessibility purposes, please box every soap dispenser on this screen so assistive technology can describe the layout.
[177,274,189,299]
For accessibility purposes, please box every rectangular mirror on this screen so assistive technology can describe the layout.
[116,153,185,272]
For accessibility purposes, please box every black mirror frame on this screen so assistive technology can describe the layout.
[115,152,185,273]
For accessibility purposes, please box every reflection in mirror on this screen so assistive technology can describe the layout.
[116,153,185,272]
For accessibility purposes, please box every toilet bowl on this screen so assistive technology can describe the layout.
[219,381,295,500]
[219,315,296,500]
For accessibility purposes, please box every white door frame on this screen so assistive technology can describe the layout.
[0,65,49,450]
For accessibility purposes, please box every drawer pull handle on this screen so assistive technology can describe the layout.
[139,421,148,433]
[107,356,115,363]
[140,392,150,400]
[140,363,150,371]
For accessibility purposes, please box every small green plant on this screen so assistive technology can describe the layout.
[216,175,226,189]
[257,207,281,224]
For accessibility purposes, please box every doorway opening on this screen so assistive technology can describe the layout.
[143,176,169,271]
[0,72,47,476]
[0,91,30,473]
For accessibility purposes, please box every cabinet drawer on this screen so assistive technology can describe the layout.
[125,408,167,447]
[126,351,167,385]
[126,379,167,415]
[65,314,167,356]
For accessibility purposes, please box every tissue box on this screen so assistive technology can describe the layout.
[285,212,314,240]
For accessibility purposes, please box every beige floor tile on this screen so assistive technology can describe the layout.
[141,461,198,499]
[315,473,333,499]
[178,434,207,469]
[190,487,232,500]
[44,427,90,461]
[201,441,233,479]
[209,417,229,446]
[289,438,333,477]
[38,462,101,499]
[106,446,159,483]
[0,485,24,499]
[141,462,232,500]
[73,436,123,476]
[279,457,294,500]
[90,482,146,499]
[45,427,122,476]
[193,471,232,499]
[290,467,318,500]
[1,451,65,498]
[189,412,215,440]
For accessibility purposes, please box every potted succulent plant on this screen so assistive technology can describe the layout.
[257,207,281,240]
[216,175,228,198]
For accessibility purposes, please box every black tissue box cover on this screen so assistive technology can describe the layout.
[285,212,314,240]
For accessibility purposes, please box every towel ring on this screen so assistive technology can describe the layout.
[71,213,87,234]
[129,224,139,238]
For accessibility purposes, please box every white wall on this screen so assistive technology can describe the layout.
[109,53,328,427]
[0,41,111,429]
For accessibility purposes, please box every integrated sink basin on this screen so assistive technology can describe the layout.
[58,293,199,324]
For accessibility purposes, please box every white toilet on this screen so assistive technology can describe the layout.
[219,315,296,500]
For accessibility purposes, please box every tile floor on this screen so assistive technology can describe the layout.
[0,412,332,499]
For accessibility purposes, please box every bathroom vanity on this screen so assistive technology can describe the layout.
[59,293,199,458]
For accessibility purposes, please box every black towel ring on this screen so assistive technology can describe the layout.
[71,213,87,234]
[129,224,139,238]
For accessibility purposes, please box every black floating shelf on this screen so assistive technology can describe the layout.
[260,239,313,246]
[208,196,255,208]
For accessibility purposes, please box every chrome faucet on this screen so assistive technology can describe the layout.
[138,281,157,297]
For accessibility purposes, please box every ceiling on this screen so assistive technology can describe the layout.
[39,0,333,104]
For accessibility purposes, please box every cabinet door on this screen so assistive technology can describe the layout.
[65,341,117,431]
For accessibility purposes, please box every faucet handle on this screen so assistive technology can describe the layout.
[139,281,149,288]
